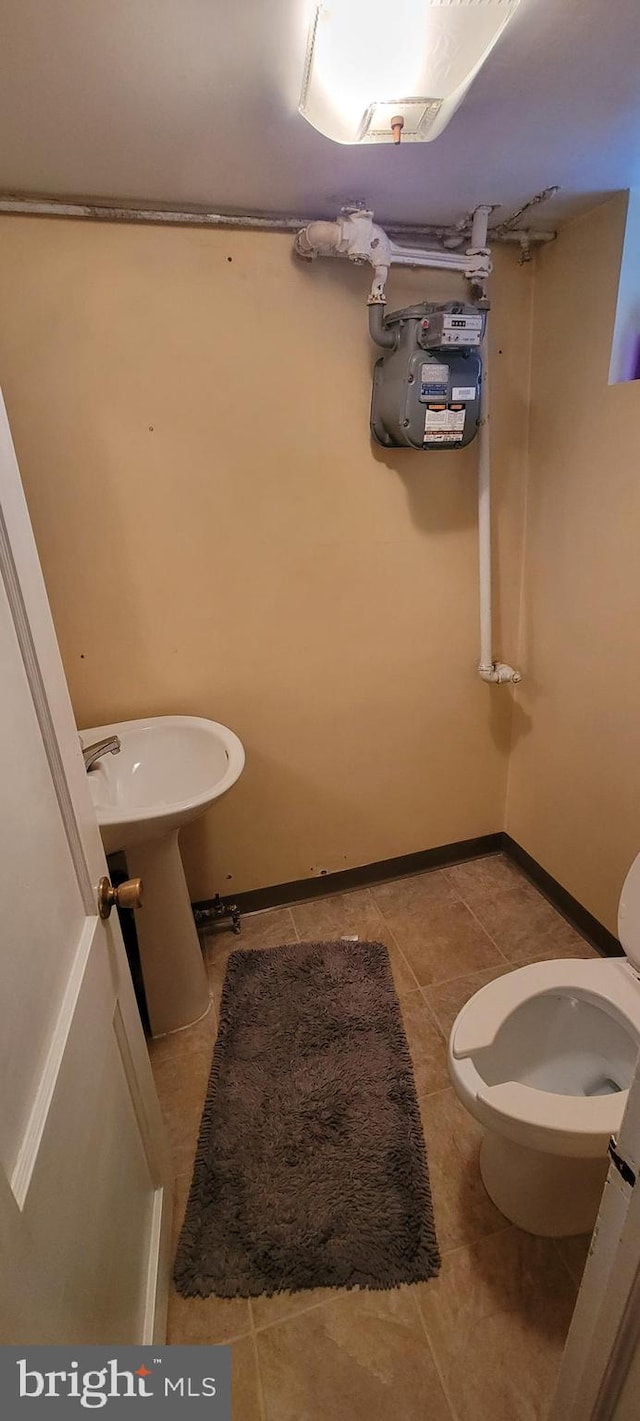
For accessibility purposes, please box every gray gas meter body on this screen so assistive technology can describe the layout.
[370,302,485,451]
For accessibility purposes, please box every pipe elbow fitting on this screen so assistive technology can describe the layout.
[294,228,316,261]
[496,663,522,684]
[294,221,345,262]
[478,662,522,685]
[368,302,397,349]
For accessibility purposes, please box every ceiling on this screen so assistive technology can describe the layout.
[1,0,639,231]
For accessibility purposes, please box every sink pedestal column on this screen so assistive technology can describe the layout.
[130,830,211,1036]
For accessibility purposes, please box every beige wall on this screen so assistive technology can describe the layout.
[0,218,531,898]
[506,194,640,933]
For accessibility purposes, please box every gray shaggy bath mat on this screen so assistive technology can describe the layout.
[174,939,440,1298]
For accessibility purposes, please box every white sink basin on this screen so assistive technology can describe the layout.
[80,714,245,1037]
[81,714,245,852]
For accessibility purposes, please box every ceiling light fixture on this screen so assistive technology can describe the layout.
[299,0,520,145]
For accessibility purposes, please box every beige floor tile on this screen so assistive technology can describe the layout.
[218,906,298,951]
[385,943,422,997]
[252,1286,344,1332]
[419,1088,507,1252]
[162,1115,200,1179]
[387,899,505,988]
[232,1335,264,1421]
[256,1287,453,1421]
[205,943,237,1017]
[156,1064,207,1176]
[290,887,385,941]
[468,883,593,961]
[416,1227,578,1421]
[151,1035,209,1106]
[424,963,519,1039]
[371,869,460,918]
[149,998,216,1058]
[149,1006,216,1095]
[445,853,526,904]
[400,997,450,1096]
[167,1286,252,1344]
[516,935,597,962]
[204,907,297,961]
[555,1231,592,1285]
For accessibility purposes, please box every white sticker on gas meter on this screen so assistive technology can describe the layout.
[452,386,476,400]
[424,407,465,443]
[421,363,449,384]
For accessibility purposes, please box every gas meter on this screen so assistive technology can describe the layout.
[370,301,485,451]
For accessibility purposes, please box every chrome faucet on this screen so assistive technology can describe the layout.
[82,735,121,772]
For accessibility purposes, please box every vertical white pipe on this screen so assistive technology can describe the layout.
[478,333,494,673]
[470,204,492,250]
[477,332,522,685]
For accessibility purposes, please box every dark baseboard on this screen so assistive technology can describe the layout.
[192,832,504,920]
[501,834,622,958]
[193,828,623,959]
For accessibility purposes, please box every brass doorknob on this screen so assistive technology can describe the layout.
[98,875,143,919]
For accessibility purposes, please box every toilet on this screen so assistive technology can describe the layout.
[448,853,640,1237]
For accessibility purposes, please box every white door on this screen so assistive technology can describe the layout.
[550,1030,640,1418]
[0,392,172,1343]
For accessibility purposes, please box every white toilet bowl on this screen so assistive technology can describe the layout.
[448,853,640,1237]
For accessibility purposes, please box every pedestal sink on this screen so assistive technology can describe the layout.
[81,715,245,1036]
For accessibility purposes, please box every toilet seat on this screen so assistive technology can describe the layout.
[449,957,640,1158]
[451,957,640,1057]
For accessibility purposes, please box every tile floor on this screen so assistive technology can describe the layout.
[149,853,597,1421]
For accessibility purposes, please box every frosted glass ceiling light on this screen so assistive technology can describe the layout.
[299,0,520,145]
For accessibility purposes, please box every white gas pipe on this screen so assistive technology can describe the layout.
[293,208,492,303]
[294,205,522,687]
[477,332,521,685]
